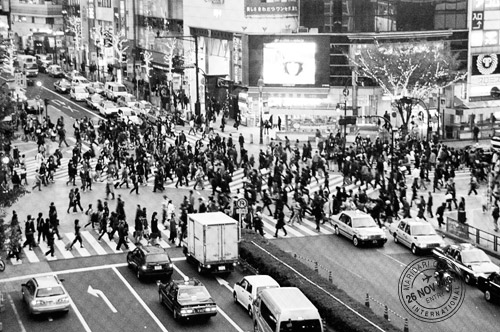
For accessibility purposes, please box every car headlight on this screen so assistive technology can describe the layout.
[206,264,211,269]
[168,263,173,268]
[181,309,193,314]
[141,265,147,270]
[356,233,367,240]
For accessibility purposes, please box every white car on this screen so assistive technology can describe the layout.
[389,219,445,254]
[71,76,91,88]
[331,210,387,247]
[46,64,64,78]
[70,86,90,101]
[86,93,105,110]
[131,100,154,114]
[117,94,137,107]
[116,107,142,125]
[233,275,279,317]
[97,100,119,117]
[86,82,105,95]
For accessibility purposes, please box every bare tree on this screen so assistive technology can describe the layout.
[1,40,17,76]
[348,41,466,134]
[66,16,83,69]
[112,31,129,84]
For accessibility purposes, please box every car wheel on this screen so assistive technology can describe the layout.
[411,245,418,255]
[197,265,203,274]
[159,292,164,304]
[393,234,399,243]
[233,292,238,304]
[485,290,492,302]
[254,322,259,332]
[353,237,359,247]
[334,226,340,235]
[136,269,142,280]
[248,305,253,318]
[173,310,179,321]
[464,273,473,285]
[126,257,132,268]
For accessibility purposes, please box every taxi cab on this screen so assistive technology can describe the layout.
[21,275,70,315]
[158,277,217,321]
[389,218,445,254]
[433,243,500,285]
[331,210,387,247]
[127,245,174,281]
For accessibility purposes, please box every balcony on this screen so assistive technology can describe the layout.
[11,2,63,17]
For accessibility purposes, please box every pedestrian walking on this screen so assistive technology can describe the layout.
[22,216,36,250]
[32,169,42,191]
[468,176,478,196]
[436,203,446,228]
[45,227,55,257]
[116,220,129,250]
[426,192,434,218]
[67,219,83,250]
[73,188,84,213]
[492,203,499,232]
[169,216,177,243]
[274,209,287,238]
[150,211,160,244]
[129,172,139,194]
[36,212,46,243]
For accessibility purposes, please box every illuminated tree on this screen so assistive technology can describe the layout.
[1,40,17,76]
[66,16,83,68]
[348,41,467,134]
[143,51,153,102]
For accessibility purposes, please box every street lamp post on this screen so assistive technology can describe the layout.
[341,87,349,183]
[155,34,201,116]
[257,77,264,145]
[36,81,42,123]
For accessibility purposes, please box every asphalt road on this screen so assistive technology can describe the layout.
[0,252,254,332]
[273,233,500,332]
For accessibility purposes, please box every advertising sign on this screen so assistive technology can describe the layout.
[263,41,316,85]
[245,0,298,17]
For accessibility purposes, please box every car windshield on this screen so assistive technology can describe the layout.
[279,319,322,332]
[411,225,436,236]
[79,79,90,84]
[177,286,211,302]
[36,286,65,297]
[75,87,87,93]
[462,250,491,264]
[117,86,127,92]
[352,217,377,228]
[146,253,170,263]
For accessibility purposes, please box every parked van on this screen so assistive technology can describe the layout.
[104,82,128,101]
[253,287,323,332]
[17,55,38,77]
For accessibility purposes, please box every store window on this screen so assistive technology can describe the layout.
[46,17,54,25]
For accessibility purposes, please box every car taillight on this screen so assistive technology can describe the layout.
[57,297,70,303]
[33,299,45,306]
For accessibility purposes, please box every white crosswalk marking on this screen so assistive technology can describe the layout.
[22,247,40,263]
[38,241,57,261]
[81,230,107,255]
[54,239,74,259]
[65,233,91,257]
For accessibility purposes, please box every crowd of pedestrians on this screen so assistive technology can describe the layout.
[2,101,499,261]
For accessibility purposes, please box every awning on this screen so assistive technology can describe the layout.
[454,96,500,110]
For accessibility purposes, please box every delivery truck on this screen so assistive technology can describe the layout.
[184,212,239,274]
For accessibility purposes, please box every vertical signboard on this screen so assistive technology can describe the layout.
[469,0,500,101]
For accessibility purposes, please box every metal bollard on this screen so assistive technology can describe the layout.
[365,293,370,308]
[250,133,253,144]
[328,271,333,283]
[314,262,318,273]
[384,305,390,321]
[403,318,409,332]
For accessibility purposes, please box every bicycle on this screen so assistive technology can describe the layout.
[0,257,5,272]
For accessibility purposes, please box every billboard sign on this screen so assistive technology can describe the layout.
[245,0,298,17]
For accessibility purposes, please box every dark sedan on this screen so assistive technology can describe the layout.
[158,277,217,321]
[478,272,500,303]
[127,245,173,281]
[53,79,71,94]
[24,98,44,114]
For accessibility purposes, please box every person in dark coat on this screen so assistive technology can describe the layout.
[45,227,55,257]
[23,216,36,250]
[436,203,446,228]
[274,210,287,238]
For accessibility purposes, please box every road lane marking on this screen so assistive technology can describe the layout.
[0,258,187,284]
[173,264,187,279]
[88,285,117,313]
[65,286,93,332]
[217,306,246,332]
[41,85,105,120]
[112,266,169,332]
[215,276,233,293]
[65,233,91,257]
[81,231,108,255]
[378,251,408,267]
[7,293,27,332]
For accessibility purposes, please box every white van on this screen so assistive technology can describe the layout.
[253,287,324,332]
[233,275,280,317]
[104,82,128,101]
[17,55,38,77]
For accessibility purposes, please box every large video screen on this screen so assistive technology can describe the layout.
[263,42,316,85]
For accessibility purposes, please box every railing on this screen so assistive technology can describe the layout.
[446,216,500,252]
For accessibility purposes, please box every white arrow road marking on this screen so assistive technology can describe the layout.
[41,86,105,119]
[63,105,76,112]
[51,99,65,106]
[87,285,118,313]
[215,276,233,292]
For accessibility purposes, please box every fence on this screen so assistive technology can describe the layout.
[446,216,500,253]
[292,253,409,332]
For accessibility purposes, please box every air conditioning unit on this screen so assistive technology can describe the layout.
[298,26,309,33]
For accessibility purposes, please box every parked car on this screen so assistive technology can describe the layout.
[478,272,500,303]
[233,275,280,317]
[96,100,119,117]
[21,275,70,315]
[331,210,387,247]
[127,245,174,281]
[389,219,445,254]
[86,81,105,95]
[158,277,217,321]
[86,93,106,110]
[433,243,500,284]
[104,82,128,101]
[117,94,137,108]
[70,85,89,101]
[46,64,64,78]
[54,79,71,93]
[24,98,44,114]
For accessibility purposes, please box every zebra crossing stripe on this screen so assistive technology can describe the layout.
[100,234,123,253]
[22,247,40,263]
[81,230,107,255]
[54,239,74,259]
[65,233,91,257]
[37,241,57,261]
